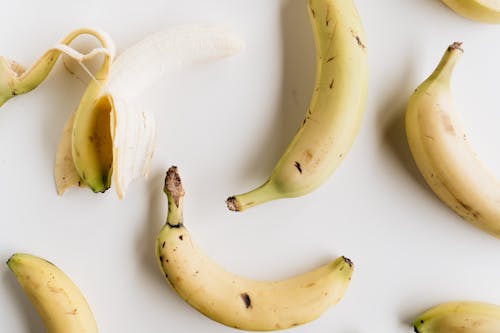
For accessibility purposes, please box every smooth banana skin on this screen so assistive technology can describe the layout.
[405,43,500,238]
[441,0,500,23]
[7,253,98,333]
[413,301,500,333]
[156,166,353,331]
[0,28,112,108]
[226,0,368,211]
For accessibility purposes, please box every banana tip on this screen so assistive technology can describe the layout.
[342,256,353,268]
[226,196,240,212]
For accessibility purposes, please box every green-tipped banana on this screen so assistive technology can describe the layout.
[7,253,98,333]
[0,28,113,108]
[414,301,500,332]
[405,43,500,238]
[441,0,500,23]
[156,166,353,331]
[226,0,368,212]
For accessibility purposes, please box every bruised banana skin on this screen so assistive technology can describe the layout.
[63,25,244,197]
[0,28,113,108]
[413,301,500,333]
[226,0,368,211]
[405,43,500,238]
[7,253,98,333]
[156,166,353,331]
[441,0,500,23]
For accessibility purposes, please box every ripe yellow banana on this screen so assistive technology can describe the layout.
[441,0,500,23]
[156,166,353,331]
[413,301,500,332]
[7,253,98,333]
[226,0,368,211]
[0,28,113,108]
[56,25,244,197]
[405,43,500,238]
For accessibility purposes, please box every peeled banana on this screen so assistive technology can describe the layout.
[56,25,244,198]
[7,253,98,333]
[156,166,353,331]
[441,0,500,23]
[413,301,500,332]
[226,0,368,211]
[405,43,500,238]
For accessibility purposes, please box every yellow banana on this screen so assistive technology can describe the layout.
[441,0,500,23]
[413,301,500,332]
[7,253,98,333]
[405,43,500,238]
[226,0,368,211]
[156,166,353,331]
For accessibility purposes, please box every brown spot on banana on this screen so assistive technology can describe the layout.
[240,293,252,308]
[294,161,303,174]
[440,113,455,135]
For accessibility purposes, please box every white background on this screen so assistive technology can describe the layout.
[1,1,500,332]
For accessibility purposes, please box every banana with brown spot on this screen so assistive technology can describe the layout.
[157,166,353,331]
[226,0,368,211]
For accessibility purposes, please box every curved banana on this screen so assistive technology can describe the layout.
[156,166,353,331]
[226,0,368,211]
[56,25,244,197]
[405,43,500,238]
[7,253,98,333]
[441,0,500,23]
[0,28,114,108]
[413,301,500,332]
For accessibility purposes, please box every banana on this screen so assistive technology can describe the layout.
[0,28,114,108]
[405,43,500,238]
[156,166,353,331]
[226,0,368,211]
[7,253,98,333]
[56,25,244,197]
[413,301,500,332]
[441,0,500,24]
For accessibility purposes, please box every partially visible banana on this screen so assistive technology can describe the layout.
[156,166,353,331]
[441,0,500,23]
[226,0,368,211]
[405,43,500,238]
[0,28,114,108]
[56,25,245,197]
[413,301,500,332]
[7,253,98,333]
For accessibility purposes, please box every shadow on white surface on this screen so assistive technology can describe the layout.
[238,0,315,182]
[376,52,432,194]
[135,170,171,290]
[2,269,44,333]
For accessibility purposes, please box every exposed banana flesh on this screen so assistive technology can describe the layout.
[156,166,353,331]
[0,28,114,108]
[7,253,98,333]
[226,0,368,211]
[405,43,500,238]
[413,301,500,333]
[56,25,244,198]
[441,0,500,23]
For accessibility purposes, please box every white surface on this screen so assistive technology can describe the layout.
[1,1,500,332]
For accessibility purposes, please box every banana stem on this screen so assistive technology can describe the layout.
[164,166,185,227]
[226,180,282,212]
[428,42,463,84]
